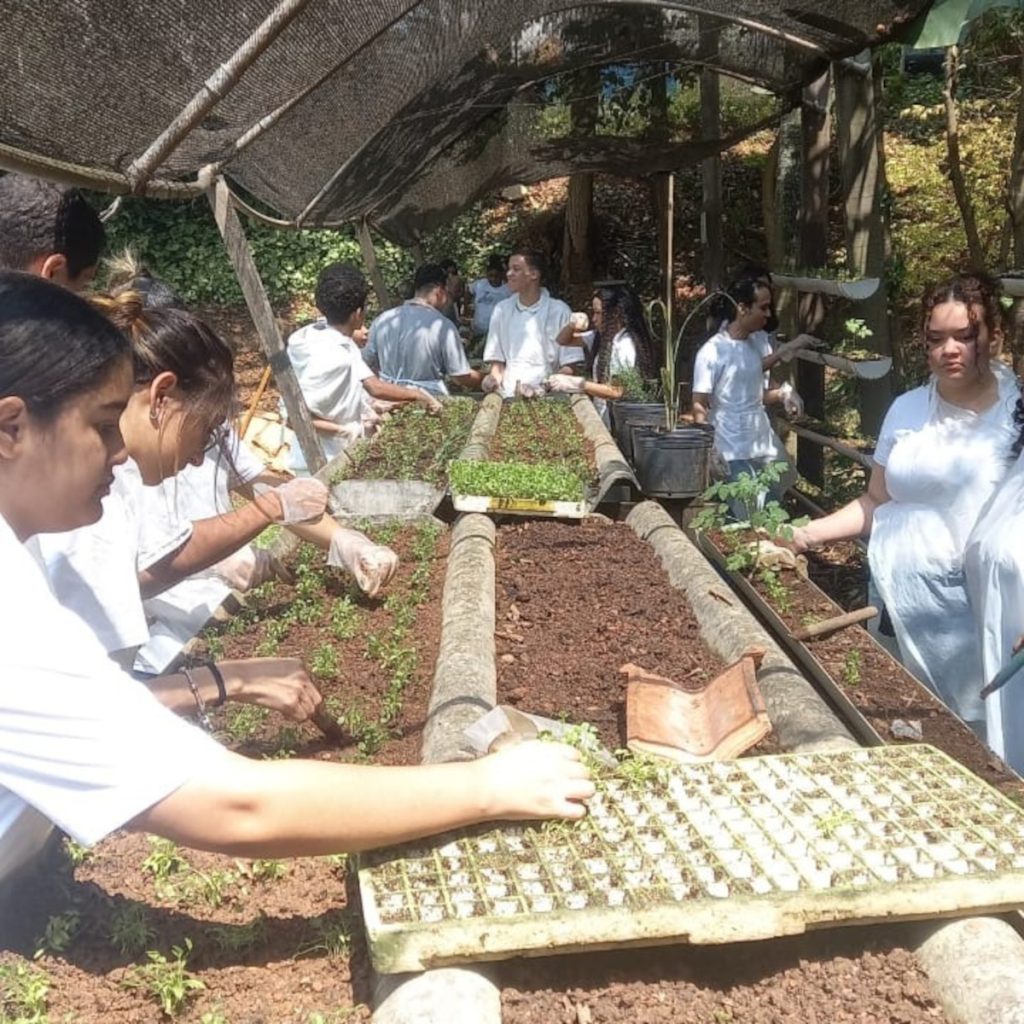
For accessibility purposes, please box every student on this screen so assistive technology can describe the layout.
[545,282,660,425]
[438,257,465,325]
[466,254,511,343]
[789,273,1018,737]
[34,292,328,728]
[363,263,482,395]
[0,270,593,884]
[692,275,804,518]
[482,250,583,398]
[0,173,105,291]
[285,263,441,468]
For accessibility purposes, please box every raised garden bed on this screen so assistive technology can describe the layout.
[0,521,448,1023]
[695,529,1024,804]
[451,398,597,517]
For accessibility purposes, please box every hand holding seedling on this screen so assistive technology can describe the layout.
[477,740,595,821]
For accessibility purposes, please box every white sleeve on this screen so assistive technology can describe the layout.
[1,539,227,846]
[552,301,583,366]
[874,389,927,467]
[482,304,506,363]
[224,428,265,485]
[692,341,718,395]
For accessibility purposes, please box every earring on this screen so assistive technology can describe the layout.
[149,405,160,425]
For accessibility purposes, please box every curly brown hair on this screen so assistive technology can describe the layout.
[919,271,1004,359]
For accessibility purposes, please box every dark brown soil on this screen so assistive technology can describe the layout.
[706,532,1024,803]
[0,525,445,1022]
[496,519,780,767]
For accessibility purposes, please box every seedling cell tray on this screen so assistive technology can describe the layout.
[359,745,1024,972]
[451,493,588,518]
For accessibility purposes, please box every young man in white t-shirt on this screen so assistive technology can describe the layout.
[481,250,583,398]
[285,263,441,468]
[465,254,512,344]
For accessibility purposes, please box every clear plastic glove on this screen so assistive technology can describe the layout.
[218,657,323,722]
[327,528,400,598]
[256,477,329,525]
[515,381,546,400]
[209,546,292,591]
[778,334,817,363]
[545,373,586,394]
[413,389,443,416]
[481,372,501,394]
[777,381,805,418]
[474,739,595,821]
[569,311,590,332]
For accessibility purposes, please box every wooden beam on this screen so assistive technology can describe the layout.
[207,177,326,473]
[357,218,394,309]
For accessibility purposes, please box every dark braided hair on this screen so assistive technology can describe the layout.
[590,284,658,383]
[1013,386,1024,459]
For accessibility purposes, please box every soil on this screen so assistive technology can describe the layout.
[705,532,1024,804]
[488,398,597,484]
[494,519,779,760]
[0,524,446,1022]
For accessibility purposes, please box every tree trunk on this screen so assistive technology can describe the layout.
[560,72,598,303]
[943,45,985,268]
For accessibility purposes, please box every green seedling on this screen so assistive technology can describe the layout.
[208,920,264,954]
[122,940,204,1017]
[201,628,225,661]
[247,858,287,883]
[264,726,300,760]
[816,810,856,838]
[108,903,156,956]
[309,642,338,681]
[201,1009,230,1024]
[34,910,80,959]
[759,567,792,613]
[296,912,353,959]
[222,705,270,744]
[330,596,361,640]
[0,962,50,1023]
[62,837,92,868]
[450,459,586,503]
[142,838,188,887]
[841,649,863,687]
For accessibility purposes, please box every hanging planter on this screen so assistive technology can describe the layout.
[772,274,880,301]
[999,277,1024,298]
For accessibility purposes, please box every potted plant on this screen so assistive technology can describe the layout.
[608,366,663,463]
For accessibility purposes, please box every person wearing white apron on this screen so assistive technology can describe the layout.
[692,275,804,520]
[544,282,660,426]
[481,250,583,397]
[790,274,1017,734]
[964,401,1024,770]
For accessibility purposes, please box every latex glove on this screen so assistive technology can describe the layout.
[515,381,546,400]
[780,524,819,555]
[473,739,595,821]
[322,420,364,445]
[777,382,804,418]
[209,546,292,591]
[256,477,328,525]
[413,389,443,416]
[569,311,590,331]
[481,372,501,394]
[217,657,323,722]
[777,334,816,363]
[327,528,400,597]
[545,373,586,394]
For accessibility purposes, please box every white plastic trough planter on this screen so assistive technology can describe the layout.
[772,274,880,301]
[451,492,588,518]
[999,277,1024,298]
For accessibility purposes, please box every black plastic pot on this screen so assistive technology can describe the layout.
[631,424,714,497]
[610,401,666,462]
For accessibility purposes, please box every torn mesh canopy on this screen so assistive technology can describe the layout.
[0,1,929,240]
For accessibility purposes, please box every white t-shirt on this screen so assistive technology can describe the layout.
[34,459,192,656]
[483,289,582,397]
[0,511,225,882]
[470,278,511,335]
[593,329,638,424]
[692,328,780,461]
[134,430,267,674]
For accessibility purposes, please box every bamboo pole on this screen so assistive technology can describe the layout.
[357,218,394,309]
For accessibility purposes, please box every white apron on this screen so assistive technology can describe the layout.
[964,448,1024,769]
[870,379,1016,726]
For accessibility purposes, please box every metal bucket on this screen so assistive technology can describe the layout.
[610,401,666,462]
[631,425,714,497]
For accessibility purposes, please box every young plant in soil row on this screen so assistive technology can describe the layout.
[334,397,476,485]
[449,459,586,503]
[488,398,593,480]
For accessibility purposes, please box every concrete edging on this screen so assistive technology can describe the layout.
[570,394,640,505]
[459,394,503,463]
[372,512,501,1024]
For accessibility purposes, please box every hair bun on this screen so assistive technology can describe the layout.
[89,289,147,331]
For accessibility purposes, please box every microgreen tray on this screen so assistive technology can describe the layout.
[359,745,1024,972]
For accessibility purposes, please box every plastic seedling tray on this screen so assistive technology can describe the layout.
[359,745,1024,973]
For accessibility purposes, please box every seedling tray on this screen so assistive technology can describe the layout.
[359,745,1024,972]
[451,493,588,518]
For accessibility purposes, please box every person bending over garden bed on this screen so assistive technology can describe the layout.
[0,271,593,885]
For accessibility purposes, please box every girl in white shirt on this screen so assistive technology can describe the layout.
[789,273,1018,736]
[545,283,660,425]
[0,270,592,883]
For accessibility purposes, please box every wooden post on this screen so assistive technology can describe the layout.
[835,50,892,436]
[699,22,724,293]
[796,69,831,487]
[357,218,393,309]
[207,176,325,473]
